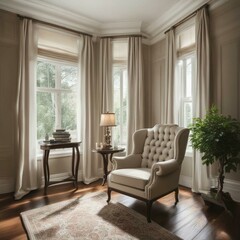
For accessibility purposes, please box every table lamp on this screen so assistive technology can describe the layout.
[100,112,116,149]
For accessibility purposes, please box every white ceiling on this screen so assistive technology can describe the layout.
[0,0,223,44]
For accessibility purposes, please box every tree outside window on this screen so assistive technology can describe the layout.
[36,59,78,143]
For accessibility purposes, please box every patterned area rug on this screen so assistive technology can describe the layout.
[21,192,181,240]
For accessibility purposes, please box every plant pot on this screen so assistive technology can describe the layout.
[201,189,236,214]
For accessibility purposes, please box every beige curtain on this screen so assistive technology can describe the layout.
[99,38,113,113]
[80,35,100,183]
[15,19,39,200]
[165,29,176,124]
[98,37,113,157]
[192,7,210,193]
[127,37,144,154]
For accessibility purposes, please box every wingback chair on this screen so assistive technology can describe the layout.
[107,124,189,222]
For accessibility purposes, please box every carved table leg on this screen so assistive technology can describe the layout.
[74,146,80,190]
[43,150,50,194]
[101,153,109,185]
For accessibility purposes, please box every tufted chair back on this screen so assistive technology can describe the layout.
[141,124,181,168]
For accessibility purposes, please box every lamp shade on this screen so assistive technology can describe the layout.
[100,112,116,126]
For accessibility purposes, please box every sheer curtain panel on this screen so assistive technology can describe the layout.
[15,19,39,200]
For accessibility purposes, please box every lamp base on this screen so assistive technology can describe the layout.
[103,126,112,149]
[102,144,112,150]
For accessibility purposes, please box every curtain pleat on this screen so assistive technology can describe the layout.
[127,37,144,154]
[99,38,113,113]
[165,29,177,124]
[80,36,100,183]
[15,19,39,200]
[192,7,211,193]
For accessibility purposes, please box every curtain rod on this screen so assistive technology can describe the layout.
[100,34,147,39]
[164,3,208,34]
[17,15,93,37]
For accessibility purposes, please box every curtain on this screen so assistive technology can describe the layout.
[15,19,39,200]
[80,35,100,183]
[165,29,177,124]
[127,37,144,154]
[192,7,210,193]
[99,38,113,113]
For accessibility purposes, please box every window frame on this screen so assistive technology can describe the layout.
[36,57,79,157]
[112,64,128,147]
[177,53,195,128]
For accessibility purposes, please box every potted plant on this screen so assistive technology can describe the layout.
[189,106,240,210]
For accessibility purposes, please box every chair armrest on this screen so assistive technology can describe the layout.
[113,154,142,170]
[152,159,180,176]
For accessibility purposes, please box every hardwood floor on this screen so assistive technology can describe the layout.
[0,181,239,240]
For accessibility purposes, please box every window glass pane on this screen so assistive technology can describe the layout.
[113,68,121,112]
[185,58,192,98]
[61,66,77,90]
[37,92,55,140]
[184,102,192,128]
[36,59,78,143]
[113,67,121,145]
[113,67,128,146]
[37,61,55,88]
[61,92,77,139]
[122,69,128,144]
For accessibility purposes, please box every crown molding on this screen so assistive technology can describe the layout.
[147,0,228,45]
[0,0,229,44]
[0,0,142,37]
[0,0,99,34]
[146,0,210,44]
[99,20,142,36]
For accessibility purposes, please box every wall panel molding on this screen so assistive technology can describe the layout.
[0,177,14,194]
[179,175,240,201]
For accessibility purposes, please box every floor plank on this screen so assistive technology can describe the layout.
[0,181,239,240]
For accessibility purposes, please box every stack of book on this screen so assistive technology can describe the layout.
[52,129,71,143]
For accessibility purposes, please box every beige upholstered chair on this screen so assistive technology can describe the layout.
[107,124,189,222]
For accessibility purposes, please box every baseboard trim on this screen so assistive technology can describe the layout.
[224,179,240,202]
[179,175,192,188]
[44,168,103,185]
[42,171,83,184]
[0,177,14,194]
[179,175,240,202]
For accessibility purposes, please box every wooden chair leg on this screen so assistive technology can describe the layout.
[146,201,153,223]
[107,188,112,203]
[175,188,179,205]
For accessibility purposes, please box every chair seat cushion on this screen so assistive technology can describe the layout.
[109,168,151,190]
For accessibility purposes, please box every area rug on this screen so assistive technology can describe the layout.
[21,192,181,240]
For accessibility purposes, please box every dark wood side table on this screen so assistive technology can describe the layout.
[92,148,125,185]
[40,141,81,194]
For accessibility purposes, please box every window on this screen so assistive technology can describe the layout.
[36,59,79,144]
[176,21,196,152]
[112,40,128,147]
[177,54,195,129]
[113,66,127,146]
[36,25,80,155]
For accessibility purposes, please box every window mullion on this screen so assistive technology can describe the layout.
[120,69,123,145]
[56,64,61,129]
